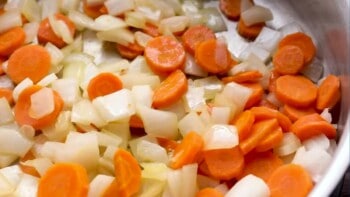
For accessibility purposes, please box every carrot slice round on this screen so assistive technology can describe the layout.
[0,27,26,57]
[116,42,144,60]
[237,18,264,40]
[87,72,123,100]
[316,74,341,110]
[232,110,255,141]
[182,25,216,55]
[241,82,264,109]
[273,45,305,75]
[219,0,241,21]
[282,104,316,122]
[82,0,104,19]
[196,188,224,197]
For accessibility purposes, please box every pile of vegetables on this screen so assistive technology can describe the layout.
[0,0,342,196]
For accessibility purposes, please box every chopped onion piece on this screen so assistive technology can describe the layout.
[159,16,190,34]
[178,111,206,137]
[48,14,62,38]
[13,78,34,102]
[120,74,160,89]
[0,9,22,34]
[96,28,135,46]
[0,128,33,157]
[181,0,203,14]
[56,20,74,44]
[4,0,24,10]
[59,0,80,14]
[93,131,122,147]
[41,0,59,19]
[125,11,146,29]
[222,82,253,113]
[239,43,270,62]
[266,92,283,108]
[211,107,231,124]
[0,75,14,90]
[167,164,198,197]
[88,175,114,197]
[136,140,169,163]
[37,73,58,87]
[45,42,64,67]
[71,99,107,127]
[213,93,239,119]
[13,174,38,197]
[98,59,129,74]
[131,85,153,108]
[0,98,14,125]
[104,0,135,16]
[254,26,282,52]
[320,108,332,123]
[42,111,74,141]
[193,76,223,100]
[94,15,128,31]
[68,10,95,30]
[183,86,206,112]
[303,134,330,151]
[0,165,22,187]
[278,22,303,37]
[301,58,324,83]
[21,0,41,22]
[128,56,153,74]
[184,54,208,77]
[241,0,254,12]
[141,162,170,181]
[129,135,157,159]
[274,132,302,156]
[203,124,239,150]
[23,22,39,44]
[159,100,187,120]
[19,125,35,139]
[225,174,270,197]
[241,5,273,26]
[21,158,52,177]
[136,6,161,25]
[200,8,227,32]
[29,88,55,119]
[134,31,153,48]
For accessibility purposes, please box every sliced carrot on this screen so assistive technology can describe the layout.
[202,146,244,180]
[219,0,241,21]
[267,164,313,197]
[239,118,279,155]
[99,5,108,15]
[87,72,123,100]
[129,114,144,128]
[37,13,76,48]
[232,110,255,141]
[82,0,104,19]
[116,42,144,60]
[241,82,264,109]
[196,188,224,197]
[278,32,316,65]
[19,150,40,177]
[14,85,64,130]
[222,71,263,84]
[38,163,89,197]
[144,35,186,74]
[316,74,341,110]
[0,27,26,57]
[195,38,235,74]
[273,45,305,75]
[0,58,4,75]
[255,126,283,152]
[170,131,204,169]
[290,113,336,140]
[238,151,283,182]
[142,23,160,37]
[237,18,264,40]
[282,104,316,122]
[275,75,318,108]
[181,25,216,55]
[152,69,188,108]
[156,137,178,152]
[251,106,292,132]
[0,88,14,105]
[7,45,51,84]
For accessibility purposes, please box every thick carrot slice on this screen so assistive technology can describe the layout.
[237,18,264,40]
[275,75,318,107]
[181,25,216,55]
[170,131,204,169]
[0,27,26,57]
[0,88,14,105]
[152,69,188,108]
[255,126,283,152]
[116,42,144,60]
[7,45,51,84]
[238,151,283,182]
[82,0,104,18]
[273,45,305,75]
[202,146,244,180]
[282,104,316,122]
[196,188,224,197]
[251,106,292,132]
[195,39,235,74]
[144,35,186,74]
[232,110,255,141]
[19,150,40,177]
[87,72,123,100]
[267,164,313,197]
[14,85,64,130]
[290,113,336,140]
[142,23,160,37]
[38,13,76,48]
[239,118,279,155]
[219,0,241,20]
[278,32,316,65]
[38,163,89,197]
[241,82,264,109]
[156,137,178,152]
[316,74,341,110]
[222,71,263,84]
[129,114,144,128]
[0,58,4,75]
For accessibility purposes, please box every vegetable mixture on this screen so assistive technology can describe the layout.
[0,0,341,196]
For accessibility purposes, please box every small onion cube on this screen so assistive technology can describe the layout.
[0,98,14,125]
[29,88,55,119]
[13,78,34,102]
[94,15,127,31]
[88,175,114,197]
[159,16,190,35]
[178,111,206,137]
[0,9,22,34]
[104,0,135,16]
[225,174,270,197]
[203,124,239,150]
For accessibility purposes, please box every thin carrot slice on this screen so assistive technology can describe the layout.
[255,126,283,152]
[37,13,76,48]
[219,0,241,21]
[0,27,26,57]
[144,35,186,74]
[142,23,160,37]
[129,114,144,128]
[222,71,263,84]
[202,146,244,180]
[156,137,178,152]
[275,75,318,108]
[241,82,264,109]
[237,18,264,40]
[251,106,292,132]
[278,32,316,65]
[290,113,336,140]
[316,74,341,110]
[14,85,64,130]
[170,131,204,169]
[82,0,104,18]
[7,45,51,84]
[196,188,224,197]
[152,69,188,108]
[0,88,14,105]
[239,118,279,155]
[273,45,305,75]
[238,151,283,182]
[0,58,4,75]
[38,163,89,197]
[19,150,40,177]
[181,25,216,55]
[282,104,316,122]
[232,110,255,141]
[195,38,235,74]
[267,164,313,197]
[116,42,144,60]
[87,72,123,100]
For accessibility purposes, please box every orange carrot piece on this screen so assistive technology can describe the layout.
[156,137,178,152]
[37,13,76,48]
[202,146,244,180]
[142,23,160,37]
[282,104,316,122]
[219,0,241,21]
[273,45,305,75]
[87,72,123,100]
[239,119,279,155]
[316,74,341,110]
[241,82,264,109]
[14,85,64,130]
[278,32,316,65]
[129,114,144,128]
[275,75,318,108]
[238,151,283,182]
[222,71,263,84]
[7,45,51,84]
[0,27,26,57]
[290,113,336,140]
[170,131,204,169]
[152,69,188,108]
[0,88,14,105]
[251,106,292,132]
[255,126,283,152]
[116,42,144,60]
[232,110,255,141]
[144,35,186,74]
[267,164,313,197]
[38,163,89,197]
[195,39,236,74]
[82,0,104,19]
[237,18,264,40]
[196,188,224,197]
[0,58,4,75]
[181,25,216,55]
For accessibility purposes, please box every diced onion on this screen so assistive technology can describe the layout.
[254,27,282,52]
[88,175,114,197]
[21,0,41,22]
[41,0,59,19]
[42,111,74,141]
[104,0,135,16]
[19,125,35,139]
[0,9,22,34]
[21,158,53,177]
[128,56,153,74]
[0,75,14,90]
[0,128,33,157]
[278,22,303,37]
[37,73,58,87]
[125,11,146,29]
[183,54,208,77]
[0,172,15,195]
[13,174,39,197]
[131,85,153,108]
[96,28,135,46]
[183,86,206,112]
[0,165,22,187]
[57,20,74,44]
[266,92,283,108]
[136,6,161,25]
[241,0,254,12]
[4,0,24,10]
[93,131,122,147]
[141,162,170,182]
[71,99,107,127]
[120,74,160,89]
[203,124,239,150]
[159,100,187,120]
[178,111,206,137]
[0,98,14,125]
[211,107,231,124]
[239,43,271,63]
[29,88,55,119]
[86,0,105,6]
[222,82,253,113]
[241,5,273,26]
[13,78,34,102]
[320,108,332,123]
[159,16,190,35]
[136,140,169,163]
[274,132,302,156]
[167,164,198,197]
[199,8,227,32]
[225,174,270,197]
[23,22,39,44]
[94,15,128,31]
[68,10,95,30]
[134,31,153,48]
[59,0,80,14]
[302,134,330,151]
[193,76,223,100]
[301,58,324,83]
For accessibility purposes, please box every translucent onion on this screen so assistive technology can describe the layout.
[71,99,107,128]
[104,0,135,16]
[183,86,206,112]
[13,78,33,102]
[193,76,223,100]
[41,111,74,141]
[320,108,332,123]
[0,9,22,34]
[136,6,161,25]
[178,111,206,137]
[29,88,55,119]
[0,98,14,125]
[68,10,95,30]
[141,162,170,181]
[94,15,128,31]
[225,174,270,197]
[0,165,22,186]
[37,73,58,87]
[301,58,324,83]
[278,22,303,37]
[239,43,270,62]
[21,0,41,22]
[131,85,154,108]
[159,16,190,35]
[128,56,153,74]
[134,31,153,48]
[159,100,187,120]
[241,5,273,26]
[211,107,231,124]
[94,131,122,147]
[203,124,239,150]
[302,134,330,151]
[183,54,208,77]
[59,0,80,14]
[88,175,114,197]
[254,27,282,52]
[125,11,146,29]
[199,8,227,32]
[274,132,302,156]
[136,140,169,163]
[222,82,253,113]
[40,0,59,19]
[23,22,39,44]
[96,28,135,46]
[120,74,160,89]
[21,158,53,177]
[13,174,38,197]
[0,75,14,90]
[0,128,33,157]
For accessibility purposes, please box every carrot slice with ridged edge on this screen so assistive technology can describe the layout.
[87,72,123,100]
[232,110,255,141]
[182,25,216,55]
[316,74,341,110]
[251,106,292,132]
[0,27,26,57]
[273,45,305,75]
